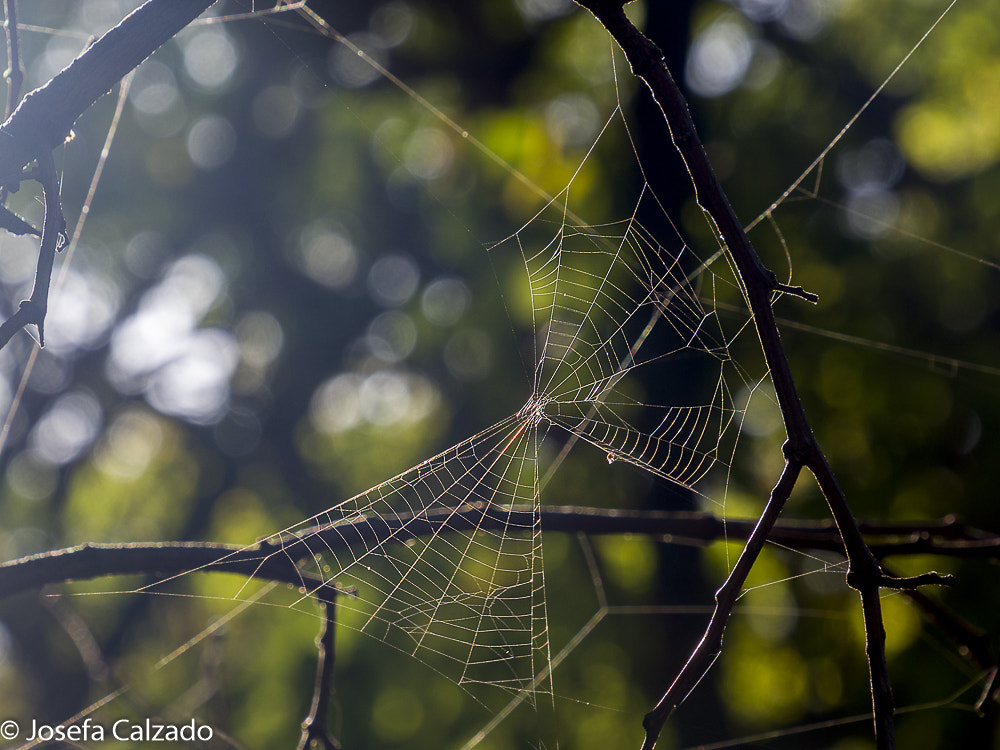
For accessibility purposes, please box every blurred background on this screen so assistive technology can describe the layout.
[0,1,997,748]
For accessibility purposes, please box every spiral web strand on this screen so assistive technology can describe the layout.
[512,187,741,489]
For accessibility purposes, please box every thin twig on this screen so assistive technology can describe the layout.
[1,0,22,206]
[570,3,955,748]
[0,151,64,349]
[641,458,802,749]
[2,0,22,119]
[41,588,113,687]
[297,602,342,750]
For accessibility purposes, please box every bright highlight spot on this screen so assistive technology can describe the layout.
[686,17,754,98]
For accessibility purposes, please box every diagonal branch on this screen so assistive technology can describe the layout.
[571,3,957,748]
[0,0,217,185]
[640,457,802,748]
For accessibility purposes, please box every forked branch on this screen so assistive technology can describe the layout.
[573,2,955,749]
[0,0,217,350]
[0,152,64,349]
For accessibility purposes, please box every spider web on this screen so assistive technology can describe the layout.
[2,1,995,748]
[73,3,755,703]
[188,102,753,705]
[512,188,740,488]
[272,414,549,697]
[0,0,749,721]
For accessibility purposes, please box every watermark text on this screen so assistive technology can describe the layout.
[1,717,213,743]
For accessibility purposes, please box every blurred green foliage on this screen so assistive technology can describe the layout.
[0,1,997,749]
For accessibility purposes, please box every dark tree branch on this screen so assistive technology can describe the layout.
[2,504,994,599]
[298,603,342,750]
[0,151,63,348]
[0,202,39,236]
[570,3,955,748]
[0,0,217,185]
[0,0,217,353]
[809,454,896,746]
[2,503,990,731]
[641,458,801,749]
[0,537,338,600]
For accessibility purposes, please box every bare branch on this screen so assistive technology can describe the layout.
[641,458,802,749]
[3,504,995,600]
[1,503,990,725]
[0,0,218,353]
[0,0,217,185]
[0,538,336,600]
[298,603,343,750]
[569,3,957,747]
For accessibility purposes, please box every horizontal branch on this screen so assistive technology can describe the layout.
[0,504,994,599]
